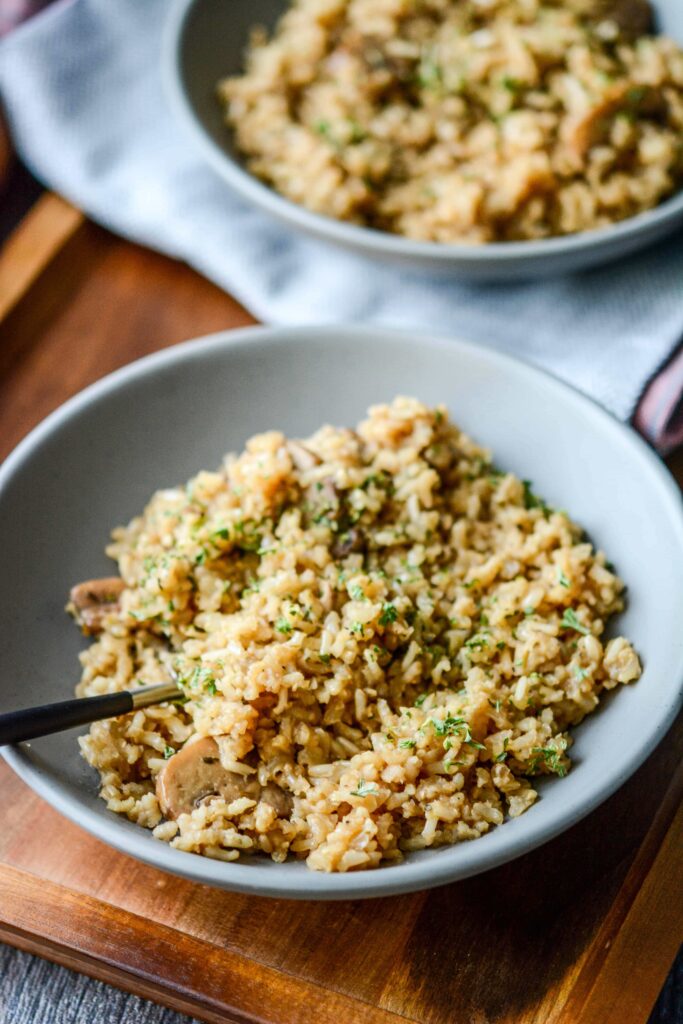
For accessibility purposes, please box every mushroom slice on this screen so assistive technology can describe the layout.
[566,80,664,158]
[68,577,125,634]
[565,84,629,157]
[156,736,292,820]
[332,527,366,559]
[259,781,293,818]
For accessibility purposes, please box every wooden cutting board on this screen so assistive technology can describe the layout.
[0,195,681,1024]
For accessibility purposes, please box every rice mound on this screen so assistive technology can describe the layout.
[220,0,683,243]
[74,398,641,872]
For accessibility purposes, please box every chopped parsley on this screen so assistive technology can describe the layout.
[414,693,428,707]
[348,119,367,143]
[417,54,443,90]
[399,738,417,749]
[349,584,366,601]
[561,608,590,635]
[464,632,489,650]
[313,119,333,139]
[429,714,466,738]
[361,471,394,493]
[233,519,263,552]
[502,75,523,93]
[275,617,293,635]
[427,715,485,752]
[557,569,571,589]
[379,602,398,626]
[493,738,510,763]
[522,480,551,516]
[163,745,175,759]
[349,621,364,635]
[350,779,379,797]
[528,745,567,777]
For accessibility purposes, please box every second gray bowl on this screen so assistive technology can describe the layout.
[164,0,683,280]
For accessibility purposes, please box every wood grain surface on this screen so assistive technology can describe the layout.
[0,197,681,1024]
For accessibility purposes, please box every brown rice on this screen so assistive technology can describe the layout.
[220,0,683,243]
[73,398,641,871]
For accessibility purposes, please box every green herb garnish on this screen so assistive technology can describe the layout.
[502,75,523,93]
[379,602,398,626]
[350,779,379,797]
[493,738,510,763]
[464,632,489,650]
[561,608,590,635]
[528,745,567,777]
[314,119,333,139]
[522,480,551,516]
[417,55,443,90]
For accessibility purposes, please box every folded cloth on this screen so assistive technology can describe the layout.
[1,0,682,451]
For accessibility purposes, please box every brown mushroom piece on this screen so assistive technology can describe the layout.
[567,80,664,158]
[156,736,292,820]
[565,83,629,157]
[594,0,653,41]
[332,526,366,559]
[68,577,126,634]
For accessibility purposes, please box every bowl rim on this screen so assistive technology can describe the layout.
[2,323,683,899]
[163,0,683,265]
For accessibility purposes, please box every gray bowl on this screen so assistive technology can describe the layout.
[2,325,683,899]
[164,0,683,280]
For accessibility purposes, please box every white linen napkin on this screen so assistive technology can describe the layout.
[1,0,683,425]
